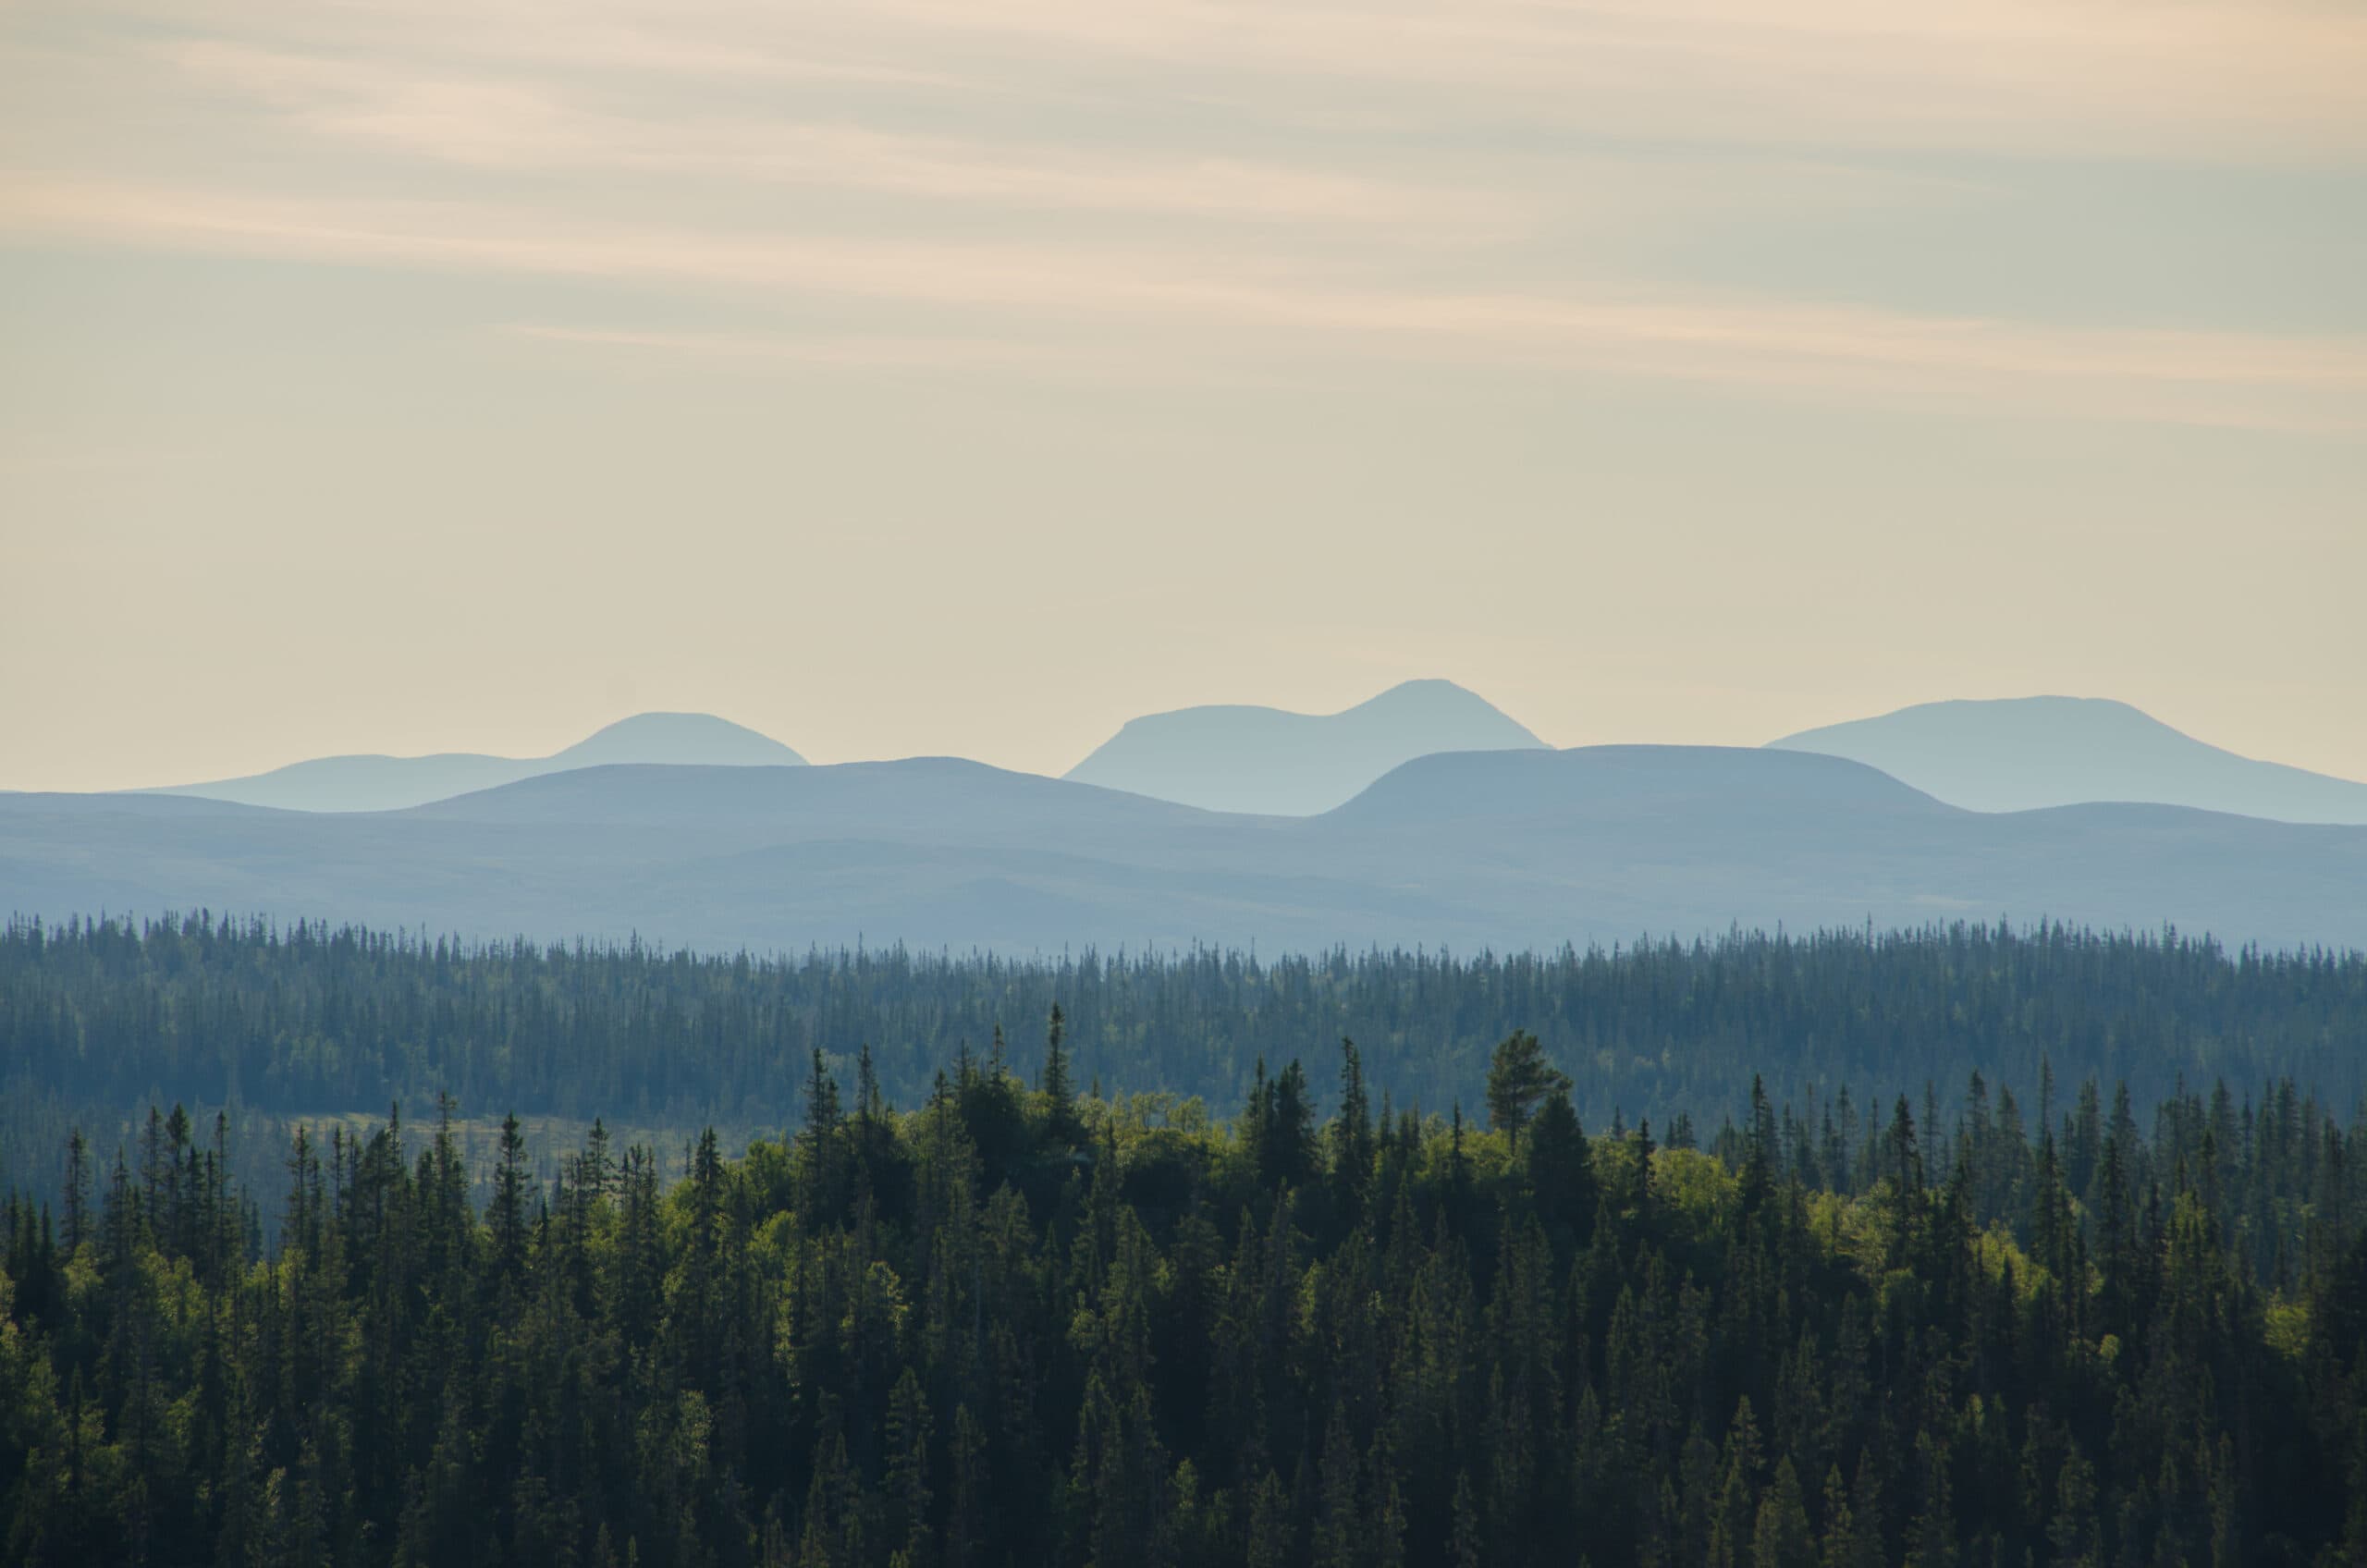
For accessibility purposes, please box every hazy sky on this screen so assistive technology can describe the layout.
[4,0,2364,791]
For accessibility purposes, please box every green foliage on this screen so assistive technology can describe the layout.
[1484,1031,1570,1142]
[13,913,2367,1223]
[2,1033,2363,1567]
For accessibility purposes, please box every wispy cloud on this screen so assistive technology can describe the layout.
[4,0,2363,431]
[8,173,2360,429]
[95,0,2361,158]
[496,322,1118,377]
[21,0,2364,167]
[987,0,2367,158]
[164,41,1515,230]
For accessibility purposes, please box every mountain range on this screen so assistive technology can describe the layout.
[70,685,2367,828]
[1767,696,2367,825]
[10,683,2366,957]
[6,746,2361,955]
[142,712,804,813]
[1062,679,1546,815]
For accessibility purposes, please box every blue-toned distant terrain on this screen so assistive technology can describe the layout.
[1771,695,2367,824]
[1063,678,1545,815]
[141,711,805,813]
[8,744,2361,954]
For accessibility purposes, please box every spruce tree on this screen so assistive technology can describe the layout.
[1486,1031,1571,1144]
[1041,1004,1080,1146]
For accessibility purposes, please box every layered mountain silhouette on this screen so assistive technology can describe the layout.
[1769,696,2367,824]
[141,713,805,813]
[1063,679,1546,814]
[9,745,2361,954]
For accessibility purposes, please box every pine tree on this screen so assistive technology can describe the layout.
[1244,1469,1291,1568]
[490,1110,529,1283]
[2048,1449,2097,1568]
[61,1129,88,1254]
[886,1368,934,1568]
[1448,1468,1483,1568]
[1752,1456,1812,1568]
[1332,1039,1375,1215]
[1817,1464,1864,1568]
[1903,1433,1955,1568]
[1486,1032,1571,1144]
[947,1404,987,1568]
[1710,1398,1764,1568]
[1312,1406,1359,1568]
[1041,1004,1080,1147]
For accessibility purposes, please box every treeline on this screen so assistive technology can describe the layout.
[6,913,2364,1181]
[5,1028,2367,1564]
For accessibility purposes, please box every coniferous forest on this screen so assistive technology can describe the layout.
[7,912,2367,1208]
[5,918,2367,1562]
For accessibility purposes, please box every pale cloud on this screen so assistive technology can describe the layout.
[152,0,2359,159]
[7,0,2361,435]
[23,0,2367,162]
[984,0,2366,156]
[6,172,2359,431]
[162,41,1514,230]
[495,322,1121,377]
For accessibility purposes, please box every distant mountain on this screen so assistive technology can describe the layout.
[1768,696,2367,824]
[143,713,805,813]
[1063,679,1547,815]
[1325,743,1936,828]
[542,713,805,771]
[10,745,2361,955]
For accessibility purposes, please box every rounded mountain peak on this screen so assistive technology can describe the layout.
[1066,679,1544,815]
[1355,678,1511,713]
[1768,694,2367,822]
[553,713,806,768]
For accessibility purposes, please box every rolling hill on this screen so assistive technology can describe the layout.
[141,712,806,813]
[8,745,2361,955]
[1062,679,1546,815]
[1769,696,2367,823]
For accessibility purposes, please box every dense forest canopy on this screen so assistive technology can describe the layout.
[5,1023,2367,1564]
[6,913,2364,1214]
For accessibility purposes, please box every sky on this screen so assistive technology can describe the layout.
[3,0,2364,791]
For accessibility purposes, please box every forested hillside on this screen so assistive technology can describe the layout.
[5,1032,2365,1564]
[6,913,2366,1215]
